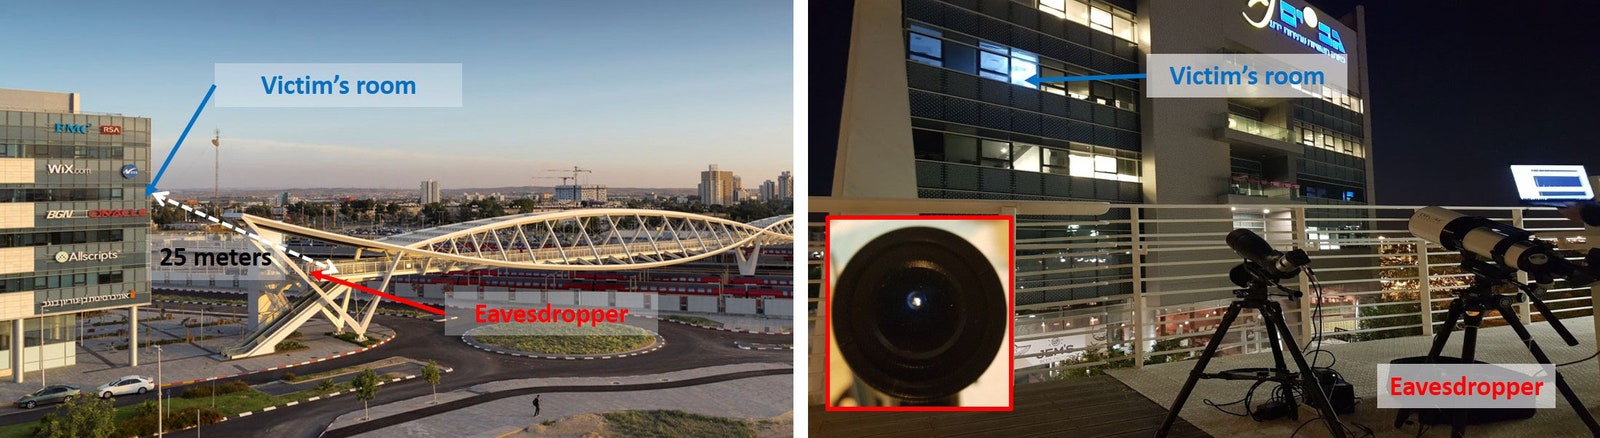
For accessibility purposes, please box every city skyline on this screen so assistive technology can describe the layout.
[0,0,792,190]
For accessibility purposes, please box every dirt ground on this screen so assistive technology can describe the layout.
[501,411,794,438]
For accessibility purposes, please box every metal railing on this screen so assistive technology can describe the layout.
[807,204,1596,385]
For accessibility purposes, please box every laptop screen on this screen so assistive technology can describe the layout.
[1511,165,1594,201]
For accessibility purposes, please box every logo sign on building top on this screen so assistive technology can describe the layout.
[47,164,90,175]
[53,123,93,134]
[121,165,139,179]
[1243,0,1347,63]
[100,125,122,135]
[53,250,121,263]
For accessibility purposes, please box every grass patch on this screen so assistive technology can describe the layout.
[602,410,755,438]
[471,323,654,355]
[328,331,381,347]
[662,315,724,328]
[274,339,308,352]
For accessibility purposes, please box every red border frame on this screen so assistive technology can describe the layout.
[822,215,1016,412]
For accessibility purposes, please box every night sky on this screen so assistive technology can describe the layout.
[809,0,1600,207]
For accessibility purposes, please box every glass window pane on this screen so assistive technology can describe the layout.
[1069,153,1094,177]
[1012,144,1041,172]
[1094,155,1117,173]
[945,134,978,165]
[909,32,942,64]
[1113,16,1135,40]
[1010,50,1038,88]
[979,50,1008,74]
[1063,0,1089,25]
[981,139,1010,159]
[1040,0,1066,18]
[944,42,977,74]
[1089,7,1113,30]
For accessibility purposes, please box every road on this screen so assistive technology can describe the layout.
[0,295,792,436]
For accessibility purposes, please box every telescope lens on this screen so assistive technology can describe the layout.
[833,227,1007,403]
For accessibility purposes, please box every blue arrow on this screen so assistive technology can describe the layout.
[1025,73,1147,88]
[148,84,216,196]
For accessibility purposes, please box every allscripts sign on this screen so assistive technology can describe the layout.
[1242,0,1347,63]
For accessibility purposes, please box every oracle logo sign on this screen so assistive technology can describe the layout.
[100,125,122,135]
[88,208,147,218]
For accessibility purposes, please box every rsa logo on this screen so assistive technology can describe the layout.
[100,125,122,135]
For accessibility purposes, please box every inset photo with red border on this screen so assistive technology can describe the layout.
[824,215,1014,411]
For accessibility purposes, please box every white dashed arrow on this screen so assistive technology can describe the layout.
[151,191,338,274]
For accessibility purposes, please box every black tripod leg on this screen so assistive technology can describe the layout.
[1265,302,1347,438]
[1497,303,1600,435]
[1427,298,1464,360]
[1263,311,1289,371]
[1157,302,1244,438]
[1450,306,1484,438]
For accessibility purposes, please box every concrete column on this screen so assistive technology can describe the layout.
[129,306,138,367]
[11,319,22,383]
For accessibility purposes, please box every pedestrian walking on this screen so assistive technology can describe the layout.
[533,394,541,416]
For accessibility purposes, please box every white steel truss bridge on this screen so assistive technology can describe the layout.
[219,209,793,359]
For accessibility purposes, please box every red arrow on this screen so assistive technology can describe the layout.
[312,270,446,315]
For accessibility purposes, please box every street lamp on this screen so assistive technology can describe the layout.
[156,344,163,437]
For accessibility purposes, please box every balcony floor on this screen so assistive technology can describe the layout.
[1110,315,1600,437]
[809,375,1209,437]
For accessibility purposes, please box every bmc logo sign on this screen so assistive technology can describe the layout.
[47,164,90,174]
[100,125,122,135]
[53,123,93,134]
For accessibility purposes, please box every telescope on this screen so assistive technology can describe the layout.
[1224,229,1309,291]
[1408,206,1596,285]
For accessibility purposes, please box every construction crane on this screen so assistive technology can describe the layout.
[531,176,570,186]
[547,166,592,186]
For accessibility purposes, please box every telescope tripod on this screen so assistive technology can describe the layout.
[1393,259,1600,436]
[1157,283,1346,437]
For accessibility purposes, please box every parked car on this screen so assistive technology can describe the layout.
[15,385,80,409]
[95,375,155,399]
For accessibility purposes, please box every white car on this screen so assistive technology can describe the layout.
[94,375,154,399]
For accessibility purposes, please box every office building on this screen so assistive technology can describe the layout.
[698,164,736,206]
[777,171,794,200]
[0,88,152,379]
[420,179,441,204]
[760,180,778,202]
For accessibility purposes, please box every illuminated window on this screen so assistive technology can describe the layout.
[981,139,1011,168]
[1039,0,1067,18]
[978,48,1009,82]
[1012,144,1041,172]
[1094,155,1116,173]
[1089,7,1113,32]
[908,25,942,67]
[1010,49,1039,88]
[1069,153,1095,177]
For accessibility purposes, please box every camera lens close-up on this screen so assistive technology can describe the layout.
[832,226,1007,405]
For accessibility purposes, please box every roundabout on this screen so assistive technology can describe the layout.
[462,322,666,360]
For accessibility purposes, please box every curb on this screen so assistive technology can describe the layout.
[159,330,397,388]
[151,367,454,436]
[459,327,665,360]
[733,341,793,351]
[639,314,792,336]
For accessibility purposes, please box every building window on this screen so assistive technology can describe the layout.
[1088,6,1113,32]
[978,42,1010,82]
[1012,144,1041,172]
[908,25,942,67]
[981,139,1012,168]
[1010,49,1039,88]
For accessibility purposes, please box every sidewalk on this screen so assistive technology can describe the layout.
[324,362,793,437]
[0,311,393,403]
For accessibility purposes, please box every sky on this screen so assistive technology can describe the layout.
[809,0,1600,207]
[0,0,793,190]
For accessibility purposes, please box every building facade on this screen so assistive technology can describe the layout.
[777,171,793,200]
[0,88,152,379]
[698,164,736,206]
[420,179,440,204]
[810,0,1373,402]
[554,184,607,202]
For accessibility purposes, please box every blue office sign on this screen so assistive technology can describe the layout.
[121,165,140,179]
